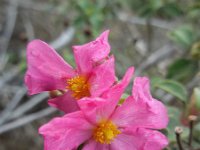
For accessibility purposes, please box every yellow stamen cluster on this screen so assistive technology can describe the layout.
[93,120,121,144]
[66,75,90,99]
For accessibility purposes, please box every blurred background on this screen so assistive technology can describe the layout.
[0,0,200,149]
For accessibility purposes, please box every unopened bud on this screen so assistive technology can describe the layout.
[49,90,65,98]
[188,115,197,122]
[175,126,183,134]
[191,42,200,60]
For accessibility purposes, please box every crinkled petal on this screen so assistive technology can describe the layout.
[89,56,115,97]
[25,40,75,95]
[111,128,168,150]
[73,30,110,74]
[78,97,111,124]
[111,77,168,129]
[82,140,110,150]
[48,91,79,113]
[102,66,134,100]
[39,111,93,150]
[78,67,134,124]
[132,77,153,102]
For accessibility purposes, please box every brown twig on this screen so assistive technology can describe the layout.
[175,126,184,150]
[188,115,197,147]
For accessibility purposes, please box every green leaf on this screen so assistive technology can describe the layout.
[154,79,187,102]
[119,93,130,104]
[193,88,200,110]
[158,3,183,18]
[167,59,198,82]
[168,25,196,48]
[151,76,163,91]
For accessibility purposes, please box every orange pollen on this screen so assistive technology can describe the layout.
[66,75,90,99]
[93,120,121,144]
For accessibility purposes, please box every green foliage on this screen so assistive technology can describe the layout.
[119,93,129,104]
[192,88,200,110]
[187,1,200,20]
[152,78,188,102]
[167,59,198,82]
[127,0,182,18]
[71,0,114,39]
[168,25,196,48]
[62,49,75,67]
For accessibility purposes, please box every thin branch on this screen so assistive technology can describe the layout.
[0,0,18,71]
[117,12,177,30]
[22,12,35,41]
[135,44,177,76]
[9,93,48,120]
[0,67,19,89]
[2,0,53,12]
[0,88,27,125]
[0,107,56,134]
[146,18,153,52]
[50,26,75,50]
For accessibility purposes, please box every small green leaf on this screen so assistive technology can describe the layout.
[167,59,198,82]
[119,93,130,104]
[151,77,163,91]
[155,79,187,102]
[168,25,196,48]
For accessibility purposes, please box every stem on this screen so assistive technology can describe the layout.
[175,126,184,150]
[188,115,197,147]
[146,18,153,52]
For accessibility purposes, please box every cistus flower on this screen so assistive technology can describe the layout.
[25,30,116,113]
[39,76,169,150]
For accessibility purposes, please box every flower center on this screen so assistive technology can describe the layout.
[93,120,121,144]
[66,75,90,99]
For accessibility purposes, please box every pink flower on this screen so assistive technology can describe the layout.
[25,30,116,113]
[39,76,169,150]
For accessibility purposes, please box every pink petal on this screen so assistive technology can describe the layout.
[48,91,79,113]
[82,140,110,150]
[78,67,134,124]
[111,77,168,129]
[102,66,134,100]
[78,97,111,124]
[132,77,169,129]
[111,128,168,150]
[25,40,75,95]
[132,77,153,102]
[39,111,93,150]
[110,132,137,150]
[73,30,110,74]
[89,56,115,97]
